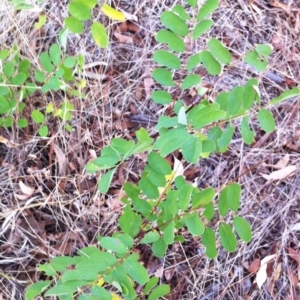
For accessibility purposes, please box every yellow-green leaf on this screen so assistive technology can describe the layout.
[91,22,109,48]
[101,4,125,21]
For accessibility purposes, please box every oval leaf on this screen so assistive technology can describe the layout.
[219,222,237,252]
[241,116,255,145]
[65,17,84,33]
[153,50,180,69]
[99,237,127,253]
[244,50,267,72]
[160,11,189,36]
[181,74,201,90]
[182,136,202,163]
[202,227,217,259]
[91,22,109,48]
[257,109,275,132]
[193,19,213,39]
[151,91,172,105]
[101,4,125,21]
[184,212,205,236]
[207,38,232,64]
[98,168,116,194]
[123,259,149,285]
[140,231,160,244]
[199,50,221,75]
[197,0,219,21]
[233,216,252,242]
[156,30,185,52]
[25,281,52,300]
[68,2,91,21]
[172,5,191,20]
[148,284,170,300]
[32,110,45,124]
[152,68,174,86]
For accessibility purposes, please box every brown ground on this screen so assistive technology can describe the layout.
[0,0,300,299]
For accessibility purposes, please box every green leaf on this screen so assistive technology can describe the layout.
[218,183,240,215]
[188,104,225,129]
[219,222,237,252]
[199,50,221,75]
[99,237,127,253]
[148,284,170,300]
[186,0,198,6]
[148,151,172,175]
[62,269,98,282]
[156,30,185,52]
[153,127,191,156]
[64,56,76,68]
[86,146,120,172]
[73,0,97,9]
[11,73,27,85]
[181,74,201,90]
[178,184,193,211]
[257,109,275,132]
[65,17,84,33]
[25,281,52,300]
[35,70,45,83]
[172,5,191,20]
[112,265,136,298]
[91,22,109,48]
[243,79,258,110]
[17,118,28,128]
[68,1,91,21]
[44,283,77,296]
[151,91,172,105]
[178,106,187,125]
[186,53,201,71]
[91,286,112,300]
[153,50,180,69]
[192,187,215,209]
[119,205,142,238]
[182,136,202,163]
[31,110,45,124]
[3,61,14,77]
[140,231,160,244]
[255,44,273,56]
[160,11,189,36]
[217,124,234,149]
[143,277,159,295]
[197,0,219,20]
[207,38,231,64]
[241,116,255,145]
[123,259,149,285]
[270,87,300,105]
[40,52,54,73]
[202,228,217,258]
[144,165,166,187]
[0,96,10,114]
[244,50,267,72]
[202,202,214,221]
[98,168,116,193]
[183,212,205,236]
[152,68,174,86]
[193,19,213,39]
[151,238,167,258]
[38,125,49,137]
[0,50,10,60]
[139,178,159,199]
[233,217,252,242]
[2,116,13,128]
[49,43,61,66]
[163,221,175,244]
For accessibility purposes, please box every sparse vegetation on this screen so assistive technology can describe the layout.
[1,0,300,299]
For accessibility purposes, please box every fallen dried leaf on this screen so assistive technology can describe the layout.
[287,248,300,265]
[247,258,261,274]
[255,254,276,289]
[19,181,35,196]
[53,143,67,176]
[144,77,154,99]
[260,165,296,182]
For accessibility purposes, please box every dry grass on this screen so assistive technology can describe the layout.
[0,0,300,299]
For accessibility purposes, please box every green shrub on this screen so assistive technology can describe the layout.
[5,0,298,299]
